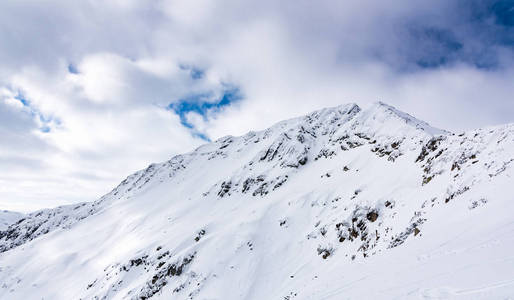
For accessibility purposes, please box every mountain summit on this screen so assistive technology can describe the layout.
[1,102,514,299]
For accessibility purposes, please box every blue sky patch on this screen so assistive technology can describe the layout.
[68,63,79,74]
[489,0,514,27]
[179,64,205,80]
[14,93,30,107]
[168,87,242,141]
[14,92,59,133]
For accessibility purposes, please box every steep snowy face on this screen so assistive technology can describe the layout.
[1,102,514,299]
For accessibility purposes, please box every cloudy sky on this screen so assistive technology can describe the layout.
[1,0,513,212]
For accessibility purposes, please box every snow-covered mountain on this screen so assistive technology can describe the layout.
[1,102,514,299]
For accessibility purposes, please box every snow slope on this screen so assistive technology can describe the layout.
[1,102,514,299]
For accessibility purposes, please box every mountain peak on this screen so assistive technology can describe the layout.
[364,101,449,136]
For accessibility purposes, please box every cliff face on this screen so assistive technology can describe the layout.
[1,102,514,299]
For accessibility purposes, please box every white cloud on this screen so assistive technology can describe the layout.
[0,0,513,211]
[73,53,129,104]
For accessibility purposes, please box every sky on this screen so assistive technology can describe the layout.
[0,0,513,212]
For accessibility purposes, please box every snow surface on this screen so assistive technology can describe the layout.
[1,102,514,299]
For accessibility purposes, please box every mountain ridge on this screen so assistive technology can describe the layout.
[1,102,513,299]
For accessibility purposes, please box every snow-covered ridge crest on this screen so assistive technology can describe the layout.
[368,101,449,135]
[0,102,450,253]
[1,102,513,299]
